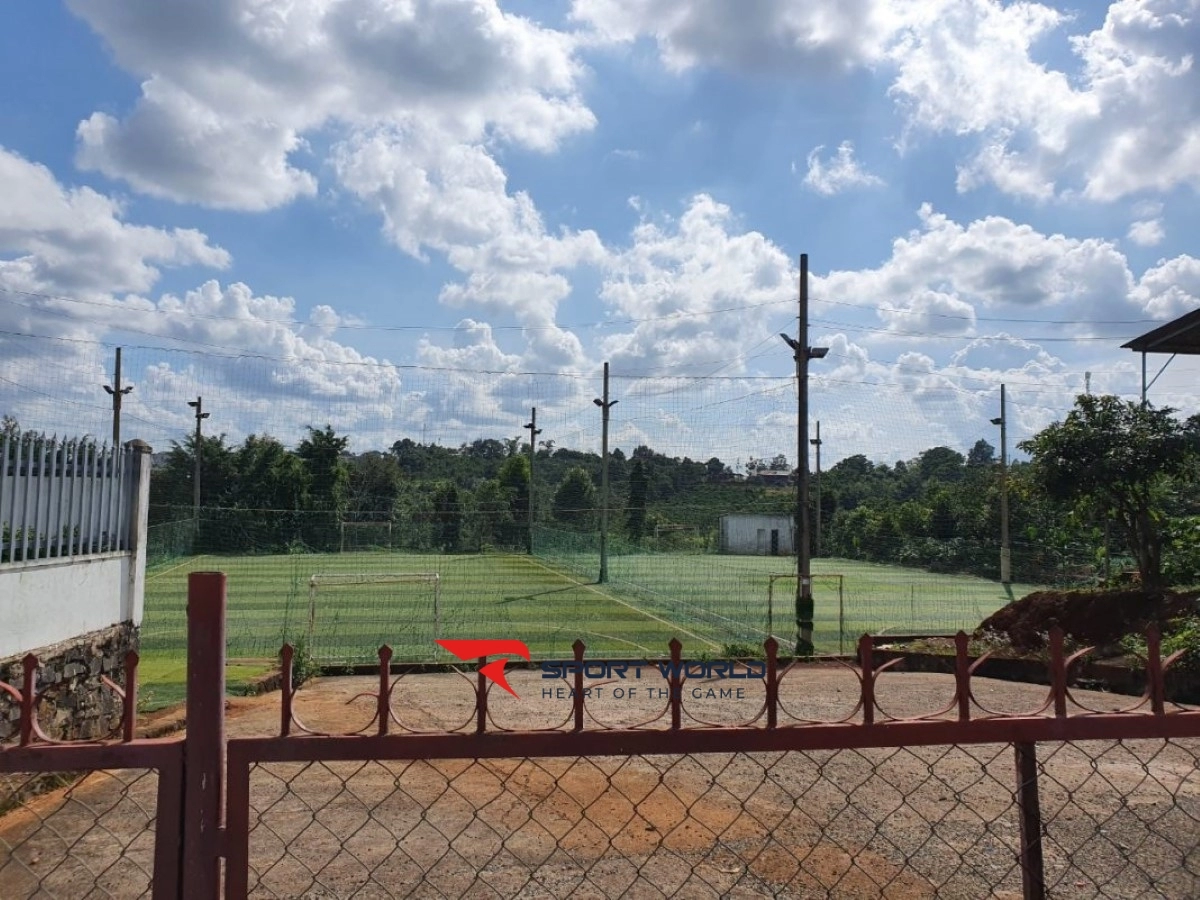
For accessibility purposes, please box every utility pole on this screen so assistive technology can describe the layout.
[593,362,618,583]
[523,407,541,555]
[102,347,133,448]
[990,384,1011,584]
[810,420,822,558]
[187,397,210,533]
[779,254,828,654]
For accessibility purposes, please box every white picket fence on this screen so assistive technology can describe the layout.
[0,433,133,564]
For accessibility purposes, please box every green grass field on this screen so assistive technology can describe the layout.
[139,550,1038,708]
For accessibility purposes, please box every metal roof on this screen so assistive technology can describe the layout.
[1122,308,1200,355]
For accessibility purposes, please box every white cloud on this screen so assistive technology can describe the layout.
[889,0,1200,202]
[333,121,605,371]
[597,194,794,373]
[1131,255,1200,319]
[802,141,885,195]
[817,203,1140,340]
[1127,218,1165,247]
[570,0,901,73]
[69,0,595,210]
[0,146,229,298]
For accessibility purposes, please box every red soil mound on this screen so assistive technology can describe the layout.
[977,587,1199,652]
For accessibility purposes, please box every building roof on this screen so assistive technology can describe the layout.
[1122,308,1200,355]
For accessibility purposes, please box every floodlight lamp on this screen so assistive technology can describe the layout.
[809,346,829,359]
[593,399,603,407]
[990,417,1003,426]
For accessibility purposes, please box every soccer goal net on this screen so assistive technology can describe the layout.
[339,521,394,552]
[306,572,441,663]
[767,573,846,654]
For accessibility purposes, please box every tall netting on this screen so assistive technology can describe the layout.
[3,335,1106,704]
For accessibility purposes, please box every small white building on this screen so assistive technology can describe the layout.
[718,514,795,556]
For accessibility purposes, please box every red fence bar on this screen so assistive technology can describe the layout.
[668,639,683,730]
[858,634,875,726]
[377,645,392,736]
[225,711,1200,765]
[572,640,585,732]
[1014,742,1046,900]
[151,744,185,900]
[765,638,778,729]
[224,741,252,900]
[182,571,226,899]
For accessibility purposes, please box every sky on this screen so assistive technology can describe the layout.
[1,0,1199,470]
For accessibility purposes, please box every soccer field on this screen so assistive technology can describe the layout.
[140,549,1036,704]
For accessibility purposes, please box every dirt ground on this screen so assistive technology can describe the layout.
[2,668,1199,898]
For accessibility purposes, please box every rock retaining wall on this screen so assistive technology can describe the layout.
[0,623,139,743]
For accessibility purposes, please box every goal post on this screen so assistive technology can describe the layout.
[306,572,442,660]
[767,573,845,654]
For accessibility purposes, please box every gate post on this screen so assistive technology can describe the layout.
[1014,741,1046,900]
[183,571,226,899]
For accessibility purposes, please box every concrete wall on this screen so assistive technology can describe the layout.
[0,441,150,742]
[0,442,150,660]
[719,514,795,555]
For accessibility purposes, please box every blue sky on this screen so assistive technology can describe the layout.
[2,0,1199,467]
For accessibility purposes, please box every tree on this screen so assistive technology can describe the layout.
[497,454,532,550]
[1019,395,1199,590]
[553,467,596,528]
[966,439,996,468]
[432,482,463,552]
[298,425,350,513]
[626,458,649,540]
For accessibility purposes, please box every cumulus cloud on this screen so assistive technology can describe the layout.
[818,203,1138,339]
[1127,218,1165,247]
[69,0,594,210]
[570,0,900,73]
[801,141,885,195]
[597,194,794,373]
[889,0,1200,201]
[0,147,229,298]
[572,0,1200,203]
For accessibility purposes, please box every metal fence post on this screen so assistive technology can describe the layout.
[183,571,226,899]
[1014,741,1046,900]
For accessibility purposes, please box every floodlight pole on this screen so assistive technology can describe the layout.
[188,396,210,534]
[102,346,133,448]
[524,407,541,555]
[779,253,827,655]
[990,384,1011,584]
[594,362,618,583]
[810,420,822,557]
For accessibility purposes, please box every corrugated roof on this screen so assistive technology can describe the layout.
[1122,308,1200,354]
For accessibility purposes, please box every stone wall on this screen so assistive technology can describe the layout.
[0,623,139,743]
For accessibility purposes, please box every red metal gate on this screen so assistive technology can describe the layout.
[5,571,1200,899]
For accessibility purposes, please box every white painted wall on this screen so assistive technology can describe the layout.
[0,554,132,658]
[0,442,151,660]
[719,514,796,555]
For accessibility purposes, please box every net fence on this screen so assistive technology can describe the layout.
[0,769,160,899]
[4,338,1117,699]
[238,739,1200,899]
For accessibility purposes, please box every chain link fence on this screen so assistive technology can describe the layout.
[241,739,1199,899]
[0,769,159,898]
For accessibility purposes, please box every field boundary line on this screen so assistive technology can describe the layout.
[521,554,722,651]
[146,555,208,582]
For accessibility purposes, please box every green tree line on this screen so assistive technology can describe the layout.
[132,396,1200,586]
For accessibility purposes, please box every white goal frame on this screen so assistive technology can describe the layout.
[307,572,442,645]
[339,521,394,552]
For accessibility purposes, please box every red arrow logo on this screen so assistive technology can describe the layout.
[435,639,531,697]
